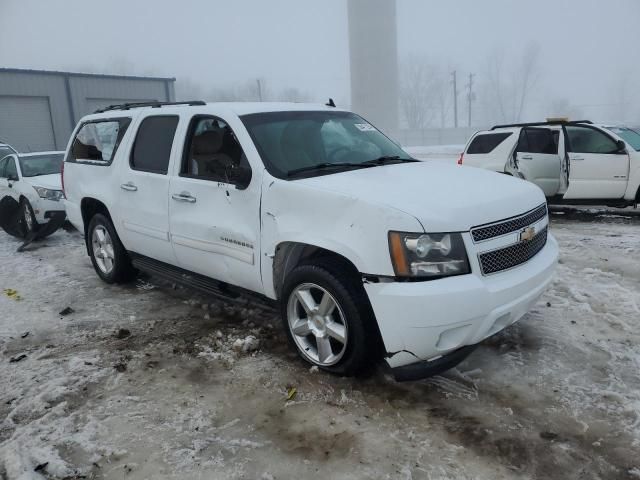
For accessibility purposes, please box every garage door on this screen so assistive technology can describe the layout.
[0,96,56,152]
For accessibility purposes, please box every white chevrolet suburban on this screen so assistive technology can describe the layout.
[62,101,558,381]
[459,120,640,206]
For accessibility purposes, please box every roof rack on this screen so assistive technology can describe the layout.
[94,100,206,114]
[491,120,593,130]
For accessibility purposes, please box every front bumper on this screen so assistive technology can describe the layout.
[364,233,559,376]
[32,197,64,224]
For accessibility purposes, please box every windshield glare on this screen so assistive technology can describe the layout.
[241,111,411,178]
[18,154,64,177]
[606,127,640,151]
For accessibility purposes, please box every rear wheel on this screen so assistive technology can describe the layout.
[281,259,380,376]
[87,213,136,283]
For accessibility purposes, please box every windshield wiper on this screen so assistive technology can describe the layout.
[286,162,375,178]
[361,155,419,166]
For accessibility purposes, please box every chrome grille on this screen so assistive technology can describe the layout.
[471,204,548,242]
[479,227,548,275]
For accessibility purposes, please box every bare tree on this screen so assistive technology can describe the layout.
[399,55,440,129]
[482,42,541,124]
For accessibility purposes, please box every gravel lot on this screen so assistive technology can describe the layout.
[1,209,639,480]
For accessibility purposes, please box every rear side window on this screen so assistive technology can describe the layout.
[68,119,131,165]
[130,116,179,174]
[517,128,558,154]
[466,132,512,154]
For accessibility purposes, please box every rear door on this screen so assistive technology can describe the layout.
[462,131,515,171]
[513,127,561,197]
[116,115,180,263]
[168,114,262,293]
[563,125,629,199]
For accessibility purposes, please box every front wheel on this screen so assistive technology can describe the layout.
[281,260,380,376]
[87,213,136,283]
[20,198,37,237]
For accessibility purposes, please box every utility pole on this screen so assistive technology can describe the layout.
[256,78,263,102]
[451,70,458,128]
[466,73,475,127]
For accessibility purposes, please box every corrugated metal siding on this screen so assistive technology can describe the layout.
[0,69,175,151]
[0,96,56,151]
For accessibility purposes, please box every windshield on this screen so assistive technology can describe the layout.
[606,127,640,151]
[18,153,64,177]
[241,111,412,178]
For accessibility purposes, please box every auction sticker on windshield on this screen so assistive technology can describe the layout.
[354,123,376,132]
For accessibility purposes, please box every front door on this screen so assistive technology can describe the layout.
[563,125,630,199]
[513,127,562,197]
[168,114,262,293]
[116,115,180,263]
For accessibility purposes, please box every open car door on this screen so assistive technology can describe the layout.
[513,127,562,197]
[563,124,630,200]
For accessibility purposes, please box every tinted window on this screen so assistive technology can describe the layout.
[566,126,619,154]
[69,119,130,164]
[466,132,512,154]
[131,116,179,174]
[517,128,557,154]
[0,157,7,178]
[19,154,64,177]
[182,116,251,186]
[5,157,18,179]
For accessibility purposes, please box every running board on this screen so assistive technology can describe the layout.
[129,253,276,310]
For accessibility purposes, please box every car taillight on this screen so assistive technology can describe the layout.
[457,153,464,165]
[61,161,66,198]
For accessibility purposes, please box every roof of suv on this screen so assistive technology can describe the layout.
[82,102,345,121]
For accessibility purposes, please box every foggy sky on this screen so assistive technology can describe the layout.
[1,0,639,124]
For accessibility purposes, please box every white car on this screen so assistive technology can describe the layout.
[0,151,65,235]
[62,101,558,381]
[459,121,640,206]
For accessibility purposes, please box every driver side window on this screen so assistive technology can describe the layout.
[566,126,619,154]
[182,116,251,188]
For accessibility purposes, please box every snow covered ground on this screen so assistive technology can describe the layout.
[1,209,639,480]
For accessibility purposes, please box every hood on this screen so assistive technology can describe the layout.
[22,174,62,190]
[294,162,546,232]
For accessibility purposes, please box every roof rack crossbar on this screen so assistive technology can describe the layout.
[491,120,593,130]
[94,100,205,114]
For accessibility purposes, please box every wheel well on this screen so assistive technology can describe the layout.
[80,198,111,250]
[272,242,360,299]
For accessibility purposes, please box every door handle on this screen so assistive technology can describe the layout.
[172,192,196,203]
[521,155,533,160]
[120,182,138,191]
[571,157,585,161]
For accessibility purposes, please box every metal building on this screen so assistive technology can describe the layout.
[0,68,175,152]
[348,0,398,134]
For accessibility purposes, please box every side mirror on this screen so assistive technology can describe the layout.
[7,174,19,182]
[232,166,252,190]
[616,139,627,154]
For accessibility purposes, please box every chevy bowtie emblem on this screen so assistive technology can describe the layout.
[520,227,536,242]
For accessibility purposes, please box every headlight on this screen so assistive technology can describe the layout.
[388,231,470,279]
[33,186,64,201]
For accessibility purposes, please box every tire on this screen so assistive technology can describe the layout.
[19,198,37,237]
[87,213,136,283]
[280,258,381,376]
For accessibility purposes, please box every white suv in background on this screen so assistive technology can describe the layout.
[459,121,640,206]
[62,101,558,381]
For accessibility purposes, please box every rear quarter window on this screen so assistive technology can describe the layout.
[466,132,513,154]
[67,118,131,165]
